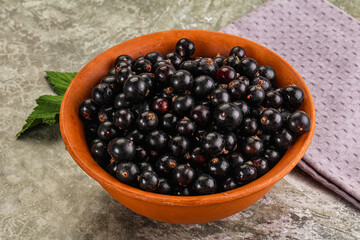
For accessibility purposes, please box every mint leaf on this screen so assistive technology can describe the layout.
[46,71,77,95]
[16,95,63,137]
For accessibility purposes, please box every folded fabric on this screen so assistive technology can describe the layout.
[220,0,360,208]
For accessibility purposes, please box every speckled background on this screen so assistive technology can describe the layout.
[1,0,359,239]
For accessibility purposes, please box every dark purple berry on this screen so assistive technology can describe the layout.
[115,54,133,66]
[126,129,145,144]
[224,132,237,152]
[139,171,160,192]
[108,137,136,162]
[161,113,178,132]
[170,70,193,93]
[190,147,207,164]
[273,129,294,149]
[228,80,247,100]
[97,121,118,142]
[101,76,120,94]
[144,51,164,65]
[168,135,190,157]
[115,68,133,87]
[98,106,115,123]
[79,98,98,121]
[259,108,283,132]
[156,178,172,194]
[263,148,283,166]
[155,64,176,85]
[114,93,131,110]
[152,98,169,115]
[193,75,215,97]
[165,52,182,69]
[176,118,196,136]
[253,76,272,92]
[146,130,169,151]
[240,117,259,136]
[229,46,246,59]
[228,152,245,167]
[123,75,149,101]
[138,161,154,173]
[209,88,230,106]
[197,58,218,78]
[176,38,195,59]
[288,110,311,135]
[201,132,225,155]
[282,85,305,109]
[234,164,257,185]
[239,57,258,78]
[113,108,134,131]
[92,83,114,105]
[246,85,265,106]
[156,155,177,176]
[116,162,139,184]
[190,105,211,126]
[172,95,195,116]
[222,177,237,191]
[208,157,230,178]
[194,174,217,195]
[179,60,197,74]
[259,65,276,84]
[136,111,158,132]
[233,100,250,117]
[134,58,152,73]
[214,103,242,130]
[264,91,283,108]
[173,164,195,186]
[252,157,269,177]
[243,136,264,156]
[217,66,236,84]
[223,56,241,72]
[91,140,111,167]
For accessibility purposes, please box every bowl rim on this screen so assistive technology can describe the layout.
[60,29,315,207]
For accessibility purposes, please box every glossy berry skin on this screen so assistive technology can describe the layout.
[273,129,294,149]
[168,135,190,157]
[258,132,272,147]
[228,80,247,100]
[161,113,178,132]
[146,130,169,151]
[134,146,148,162]
[201,132,225,155]
[176,38,195,59]
[213,103,243,130]
[114,93,131,110]
[237,76,250,87]
[190,105,211,127]
[194,174,217,195]
[222,177,237,191]
[288,110,311,135]
[115,54,133,66]
[239,57,259,79]
[179,60,197,74]
[152,98,169,115]
[139,171,160,192]
[263,148,283,166]
[113,108,134,131]
[92,83,114,105]
[190,147,207,164]
[260,108,283,132]
[264,91,283,108]
[79,98,98,121]
[173,164,195,186]
[123,75,149,101]
[115,61,132,72]
[234,164,257,185]
[97,121,118,142]
[126,129,145,144]
[144,51,164,65]
[156,178,172,194]
[138,162,154,173]
[224,132,237,152]
[107,68,116,77]
[116,162,139,184]
[253,76,272,92]
[165,52,182,69]
[132,102,150,116]
[176,118,196,136]
[134,58,152,73]
[208,157,230,178]
[155,64,176,85]
[90,140,110,167]
[259,65,276,84]
[217,66,236,84]
[173,186,191,196]
[281,86,304,109]
[139,73,156,91]
[108,137,136,162]
[170,70,193,93]
[280,109,291,124]
[233,100,250,117]
[136,111,159,132]
[97,106,115,123]
[240,117,259,136]
[214,56,225,68]
[209,88,231,107]
[228,152,245,167]
[223,56,241,72]
[229,46,246,59]
[153,60,173,71]
[193,75,215,98]
[252,157,269,177]
[242,136,264,156]
[247,85,265,106]
[156,155,177,176]
[115,68,133,88]
[101,76,120,94]
[172,95,195,116]
[197,58,218,78]
[251,105,267,118]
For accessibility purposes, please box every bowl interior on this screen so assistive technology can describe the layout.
[60,30,315,206]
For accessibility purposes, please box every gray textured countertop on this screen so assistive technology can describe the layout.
[1,0,359,239]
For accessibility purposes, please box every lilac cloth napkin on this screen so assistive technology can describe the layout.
[220,0,360,208]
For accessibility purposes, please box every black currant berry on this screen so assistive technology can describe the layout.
[152,97,169,115]
[115,68,134,88]
[126,129,145,144]
[139,73,156,91]
[173,164,195,186]
[194,174,217,195]
[273,129,294,149]
[229,46,246,59]
[170,70,193,93]
[165,52,182,69]
[259,65,276,84]
[108,137,136,162]
[214,56,225,68]
[234,164,257,185]
[156,155,177,176]
[79,98,98,121]
[253,76,272,92]
[242,136,264,156]
[156,178,172,194]
[113,108,134,131]
[263,148,283,166]
[123,75,149,101]
[217,66,236,84]
[239,57,258,79]
[136,111,159,132]
[259,108,283,132]
[247,85,265,106]
[91,140,111,167]
[228,80,247,100]
[228,152,245,168]
[139,171,160,192]
[214,103,243,130]
[144,51,164,65]
[264,91,283,108]
[161,113,178,132]
[92,83,114,105]
[201,132,225,155]
[176,118,196,136]
[132,102,150,116]
[240,117,259,136]
[179,60,198,74]
[155,64,176,85]
[222,177,237,191]
[146,130,169,151]
[134,58,152,73]
[281,85,305,109]
[176,38,195,59]
[138,161,154,173]
[209,88,231,106]
[252,157,269,177]
[173,186,191,196]
[193,75,215,98]
[134,146,148,162]
[208,157,230,178]
[107,68,116,77]
[97,121,118,142]
[223,56,241,72]
[233,100,250,117]
[114,93,131,110]
[172,95,195,116]
[190,147,207,165]
[168,135,190,157]
[258,132,272,147]
[101,76,120,94]
[190,105,211,127]
[153,60,173,72]
[115,54,133,66]
[197,58,218,78]
[224,132,237,152]
[288,110,311,135]
[97,106,115,123]
[116,162,139,184]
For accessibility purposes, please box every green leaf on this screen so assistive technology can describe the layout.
[46,71,77,95]
[16,95,64,137]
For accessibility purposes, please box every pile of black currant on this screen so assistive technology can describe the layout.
[79,38,311,196]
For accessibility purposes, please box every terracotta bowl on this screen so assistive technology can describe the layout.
[60,30,315,224]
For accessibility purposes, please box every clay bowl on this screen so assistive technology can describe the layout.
[60,30,315,224]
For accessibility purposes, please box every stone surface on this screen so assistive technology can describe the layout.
[0,0,359,239]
